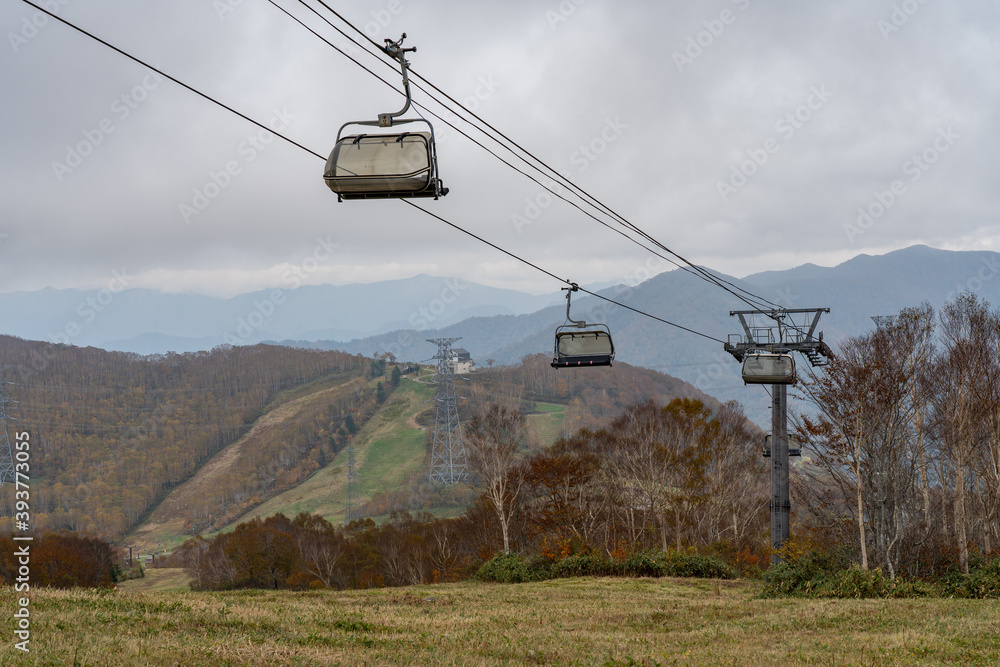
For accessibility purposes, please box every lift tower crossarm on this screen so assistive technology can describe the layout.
[725,308,831,362]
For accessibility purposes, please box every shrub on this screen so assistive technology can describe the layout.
[663,552,736,580]
[760,551,839,597]
[524,554,554,582]
[762,552,934,598]
[475,552,533,583]
[551,554,615,578]
[817,566,892,598]
[618,550,735,580]
[942,558,1000,599]
[621,551,668,578]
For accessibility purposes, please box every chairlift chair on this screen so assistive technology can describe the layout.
[741,352,795,385]
[324,34,448,201]
[551,285,615,368]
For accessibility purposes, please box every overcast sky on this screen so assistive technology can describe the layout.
[1,0,998,297]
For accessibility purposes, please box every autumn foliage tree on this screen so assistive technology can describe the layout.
[0,532,120,588]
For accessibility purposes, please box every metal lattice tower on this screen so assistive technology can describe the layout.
[344,436,360,524]
[427,338,468,485]
[0,373,17,487]
[872,315,897,330]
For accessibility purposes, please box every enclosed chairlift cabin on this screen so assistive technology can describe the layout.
[551,285,615,368]
[324,34,448,201]
[741,352,796,384]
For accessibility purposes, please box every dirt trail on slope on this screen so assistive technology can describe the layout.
[129,378,366,550]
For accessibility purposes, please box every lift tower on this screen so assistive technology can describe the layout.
[427,338,468,485]
[724,308,833,566]
[344,436,360,524]
[0,373,17,487]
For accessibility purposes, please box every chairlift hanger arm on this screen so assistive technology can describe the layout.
[379,33,416,127]
[563,283,588,327]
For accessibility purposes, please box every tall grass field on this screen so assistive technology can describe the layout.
[4,575,1000,665]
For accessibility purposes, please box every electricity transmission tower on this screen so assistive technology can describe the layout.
[871,315,897,329]
[724,308,833,567]
[427,337,468,485]
[344,436,360,524]
[0,373,18,487]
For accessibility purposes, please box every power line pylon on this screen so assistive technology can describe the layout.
[427,337,468,485]
[0,372,18,487]
[871,315,897,330]
[724,308,833,567]
[344,436,360,524]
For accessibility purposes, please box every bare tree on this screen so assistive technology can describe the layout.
[465,404,527,553]
[932,294,996,573]
[706,402,767,547]
[800,310,932,577]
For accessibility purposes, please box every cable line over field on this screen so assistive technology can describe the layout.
[302,1,785,313]
[19,0,725,345]
[264,1,781,313]
[269,1,714,279]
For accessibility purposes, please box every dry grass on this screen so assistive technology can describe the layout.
[116,568,192,594]
[5,577,1000,665]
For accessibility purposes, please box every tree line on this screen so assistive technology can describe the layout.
[170,396,769,590]
[798,294,1000,579]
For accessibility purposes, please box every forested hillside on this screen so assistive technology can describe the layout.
[235,354,739,532]
[0,332,735,547]
[0,336,367,540]
[468,353,719,424]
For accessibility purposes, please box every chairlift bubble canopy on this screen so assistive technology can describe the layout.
[551,285,615,368]
[742,352,795,384]
[553,328,614,367]
[324,126,445,200]
[323,33,448,202]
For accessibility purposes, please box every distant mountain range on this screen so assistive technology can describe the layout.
[0,274,565,354]
[279,245,1000,422]
[3,245,998,421]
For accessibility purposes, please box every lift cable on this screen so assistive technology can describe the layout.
[402,200,724,343]
[306,0,783,313]
[267,0,714,283]
[17,0,324,162]
[20,0,724,346]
